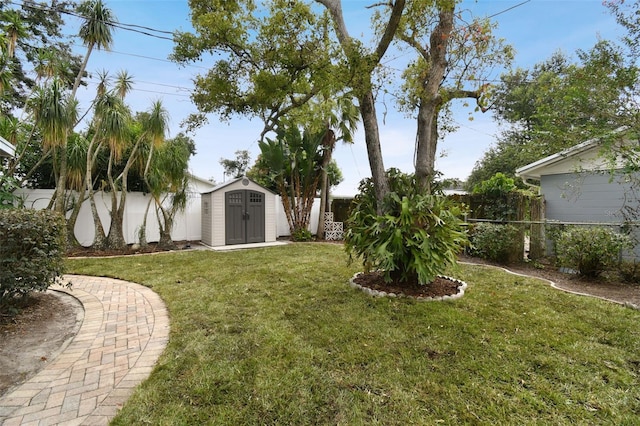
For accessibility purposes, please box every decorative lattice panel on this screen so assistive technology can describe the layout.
[324,220,344,241]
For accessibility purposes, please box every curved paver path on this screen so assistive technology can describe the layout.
[0,275,169,425]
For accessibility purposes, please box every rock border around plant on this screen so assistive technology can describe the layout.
[349,272,468,301]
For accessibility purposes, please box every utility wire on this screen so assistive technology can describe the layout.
[7,0,175,40]
[70,44,211,71]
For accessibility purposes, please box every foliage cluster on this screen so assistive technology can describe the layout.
[470,172,525,221]
[345,169,468,285]
[1,1,194,251]
[290,227,313,242]
[468,38,639,189]
[255,125,323,237]
[619,260,640,284]
[0,208,66,310]
[469,222,523,264]
[0,173,19,208]
[556,226,632,278]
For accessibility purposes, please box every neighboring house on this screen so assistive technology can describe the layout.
[516,130,636,225]
[0,135,15,157]
[516,130,640,256]
[201,176,277,247]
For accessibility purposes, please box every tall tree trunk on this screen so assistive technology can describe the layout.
[359,91,389,213]
[88,189,107,249]
[105,152,127,249]
[155,198,177,250]
[66,185,87,247]
[316,170,330,239]
[317,0,404,213]
[138,196,153,247]
[53,145,67,214]
[414,6,453,193]
[106,202,127,249]
[316,129,335,239]
[72,44,93,97]
[85,139,107,249]
[415,102,440,194]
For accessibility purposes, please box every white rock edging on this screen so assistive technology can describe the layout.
[349,272,468,301]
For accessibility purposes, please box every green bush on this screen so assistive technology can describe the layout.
[556,226,632,278]
[344,169,468,285]
[472,172,517,196]
[291,227,313,242]
[0,175,20,209]
[620,260,640,284]
[470,222,523,264]
[0,209,67,309]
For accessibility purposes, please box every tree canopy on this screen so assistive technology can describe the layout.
[175,0,511,201]
[467,40,639,190]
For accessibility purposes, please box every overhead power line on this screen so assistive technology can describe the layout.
[7,0,175,40]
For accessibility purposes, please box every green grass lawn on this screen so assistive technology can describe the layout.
[66,243,640,425]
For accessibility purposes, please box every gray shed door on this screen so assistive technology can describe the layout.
[225,190,265,245]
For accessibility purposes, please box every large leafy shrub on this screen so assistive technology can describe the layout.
[470,222,522,264]
[556,226,632,278]
[344,169,468,285]
[471,173,524,221]
[471,172,517,196]
[0,174,20,209]
[0,209,67,309]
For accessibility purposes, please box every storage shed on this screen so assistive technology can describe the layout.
[201,176,277,247]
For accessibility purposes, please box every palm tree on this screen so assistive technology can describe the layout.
[105,100,168,249]
[72,0,116,98]
[85,90,130,249]
[144,135,193,249]
[3,10,27,59]
[259,126,323,238]
[31,0,115,217]
[315,97,359,239]
[64,133,89,245]
[27,78,78,214]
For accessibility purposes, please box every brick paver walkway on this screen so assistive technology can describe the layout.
[0,275,169,425]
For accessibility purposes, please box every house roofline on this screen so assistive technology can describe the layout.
[0,135,15,157]
[515,127,628,180]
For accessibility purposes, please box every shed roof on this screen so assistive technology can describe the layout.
[202,176,276,195]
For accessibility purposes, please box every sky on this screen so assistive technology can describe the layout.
[61,0,626,196]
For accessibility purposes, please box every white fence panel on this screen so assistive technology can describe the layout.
[275,196,321,237]
[14,188,202,246]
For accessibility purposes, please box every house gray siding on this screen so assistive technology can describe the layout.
[541,172,635,224]
[542,171,640,259]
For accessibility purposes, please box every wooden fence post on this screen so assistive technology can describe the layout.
[529,196,545,260]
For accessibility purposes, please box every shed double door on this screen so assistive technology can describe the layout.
[225,190,265,245]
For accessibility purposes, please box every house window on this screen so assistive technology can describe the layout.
[203,201,209,214]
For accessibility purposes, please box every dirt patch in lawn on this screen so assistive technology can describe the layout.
[0,291,83,397]
[352,271,464,298]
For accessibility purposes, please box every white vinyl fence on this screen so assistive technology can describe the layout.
[13,187,325,246]
[13,188,203,247]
